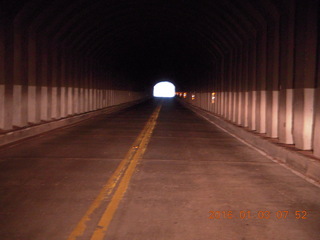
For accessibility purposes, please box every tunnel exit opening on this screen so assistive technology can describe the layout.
[153,81,175,98]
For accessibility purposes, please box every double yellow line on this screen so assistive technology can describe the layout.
[67,104,162,240]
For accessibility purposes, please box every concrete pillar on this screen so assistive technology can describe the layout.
[56,46,62,119]
[226,91,231,120]
[227,55,233,121]
[84,63,89,112]
[292,0,318,150]
[231,50,237,122]
[223,58,230,119]
[0,21,7,130]
[66,55,73,116]
[314,84,320,157]
[12,24,28,127]
[110,90,114,106]
[96,67,100,109]
[88,61,92,109]
[241,44,249,127]
[221,64,225,116]
[89,88,93,110]
[266,20,280,138]
[46,41,53,121]
[248,37,257,131]
[220,91,224,116]
[50,44,59,119]
[79,58,85,113]
[2,23,14,131]
[39,38,49,121]
[74,57,80,114]
[278,1,295,144]
[60,50,66,117]
[206,92,210,112]
[91,66,95,109]
[100,69,104,108]
[71,57,77,114]
[111,89,115,106]
[92,65,96,107]
[27,31,38,124]
[99,69,102,107]
[256,30,267,133]
[204,91,208,111]
[235,49,241,125]
[219,63,224,116]
[102,72,107,108]
[313,5,320,157]
[88,62,92,111]
[77,59,83,113]
[0,7,146,136]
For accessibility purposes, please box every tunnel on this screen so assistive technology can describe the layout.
[153,81,175,97]
[1,0,320,239]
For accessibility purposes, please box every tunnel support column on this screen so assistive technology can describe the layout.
[12,23,29,128]
[248,37,257,131]
[266,19,280,138]
[313,4,320,158]
[27,31,38,124]
[40,38,50,121]
[1,22,14,131]
[278,1,295,145]
[0,20,6,130]
[50,44,59,120]
[314,85,320,158]
[292,0,318,150]
[256,30,267,134]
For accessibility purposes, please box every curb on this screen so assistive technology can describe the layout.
[0,99,147,148]
[180,100,320,185]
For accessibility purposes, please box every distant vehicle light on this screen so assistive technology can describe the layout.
[211,92,216,103]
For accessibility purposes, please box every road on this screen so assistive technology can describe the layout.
[0,98,319,240]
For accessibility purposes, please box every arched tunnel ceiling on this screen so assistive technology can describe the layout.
[2,0,286,90]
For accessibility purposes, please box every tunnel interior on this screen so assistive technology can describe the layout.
[1,0,320,158]
[1,1,320,238]
[2,0,220,91]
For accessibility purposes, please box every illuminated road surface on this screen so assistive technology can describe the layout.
[0,99,319,240]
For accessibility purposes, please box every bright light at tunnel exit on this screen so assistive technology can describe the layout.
[153,81,175,98]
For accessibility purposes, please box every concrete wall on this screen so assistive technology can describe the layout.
[179,0,320,159]
[0,6,146,135]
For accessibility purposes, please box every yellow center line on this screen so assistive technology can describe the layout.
[67,104,162,240]
[89,105,162,240]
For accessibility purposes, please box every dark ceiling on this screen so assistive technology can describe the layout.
[1,0,287,90]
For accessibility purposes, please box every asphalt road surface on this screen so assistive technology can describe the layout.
[0,98,319,240]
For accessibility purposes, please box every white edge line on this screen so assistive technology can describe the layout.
[192,108,320,188]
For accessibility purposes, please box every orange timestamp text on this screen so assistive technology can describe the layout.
[208,210,308,220]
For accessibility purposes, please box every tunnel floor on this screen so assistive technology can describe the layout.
[0,99,319,240]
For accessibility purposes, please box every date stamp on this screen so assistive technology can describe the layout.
[208,210,308,220]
